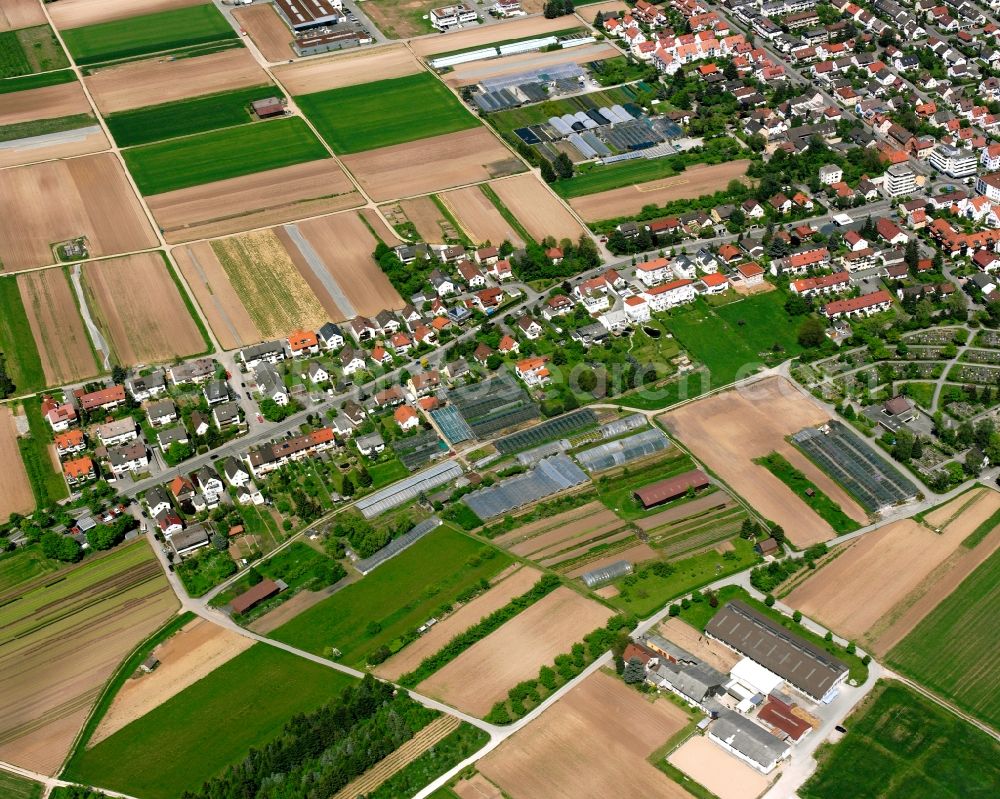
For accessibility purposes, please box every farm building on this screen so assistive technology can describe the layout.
[708,710,790,774]
[169,525,210,558]
[633,469,710,508]
[273,0,344,30]
[251,97,285,120]
[705,601,848,702]
[581,559,632,588]
[757,697,812,742]
[230,579,285,615]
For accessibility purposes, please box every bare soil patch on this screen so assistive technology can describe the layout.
[455,773,504,799]
[0,82,92,126]
[274,225,347,322]
[417,587,613,716]
[575,1,630,18]
[660,376,860,547]
[635,493,736,531]
[234,4,296,62]
[86,48,269,114]
[399,196,449,242]
[274,45,421,94]
[564,543,658,578]
[440,185,524,247]
[295,210,405,316]
[0,407,33,523]
[83,253,206,365]
[493,501,604,546]
[146,160,362,243]
[656,617,741,673]
[342,127,524,202]
[491,174,586,242]
[0,126,108,169]
[411,15,588,57]
[445,44,619,88]
[570,161,752,222]
[923,488,986,529]
[50,0,203,29]
[91,618,252,745]
[511,510,622,556]
[376,566,543,680]
[541,530,636,567]
[0,0,45,31]
[479,670,691,799]
[668,735,769,799]
[17,268,98,386]
[787,490,1000,645]
[0,153,156,272]
[172,241,259,351]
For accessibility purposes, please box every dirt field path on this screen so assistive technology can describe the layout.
[274,45,421,94]
[0,407,34,523]
[91,618,253,745]
[0,82,93,126]
[491,174,587,242]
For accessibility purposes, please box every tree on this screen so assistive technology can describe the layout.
[540,158,557,183]
[577,369,598,394]
[247,567,263,586]
[622,657,646,684]
[41,531,82,563]
[792,610,802,623]
[892,428,914,462]
[824,630,833,642]
[554,152,574,180]
[211,533,228,552]
[341,474,355,497]
[964,448,983,476]
[111,364,128,385]
[164,441,192,466]
[797,317,826,348]
[846,641,856,655]
[770,525,786,545]
[357,467,373,488]
[764,593,776,607]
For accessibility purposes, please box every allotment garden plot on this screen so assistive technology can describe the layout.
[0,25,68,78]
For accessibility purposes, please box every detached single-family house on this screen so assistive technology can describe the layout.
[146,400,177,427]
[254,362,288,406]
[395,405,420,431]
[96,418,138,447]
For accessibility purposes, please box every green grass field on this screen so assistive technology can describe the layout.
[0,26,68,78]
[65,644,356,799]
[0,68,75,94]
[664,293,805,389]
[754,452,861,534]
[0,772,41,799]
[106,85,281,146]
[368,457,409,488]
[61,4,237,65]
[0,277,45,395]
[887,547,1000,730]
[271,526,512,667]
[122,116,328,194]
[18,398,69,508]
[210,541,342,610]
[801,681,1000,799]
[551,154,687,199]
[0,545,62,592]
[296,73,479,154]
[0,112,95,143]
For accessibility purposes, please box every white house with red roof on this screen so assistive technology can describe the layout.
[624,295,651,323]
[394,405,420,431]
[635,257,672,287]
[642,279,696,311]
[735,262,765,286]
[515,356,550,387]
[843,230,869,251]
[698,272,729,295]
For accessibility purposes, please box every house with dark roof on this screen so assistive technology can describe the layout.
[708,710,791,773]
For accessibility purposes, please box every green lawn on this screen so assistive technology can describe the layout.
[898,381,935,410]
[0,545,62,592]
[61,4,237,65]
[887,547,1000,731]
[105,85,281,146]
[19,399,69,507]
[0,112,95,143]
[801,681,1000,799]
[0,69,75,94]
[0,26,68,78]
[368,457,409,488]
[271,526,512,667]
[754,452,861,534]
[122,117,328,194]
[296,73,479,154]
[0,277,45,395]
[65,644,357,799]
[552,156,687,199]
[0,772,41,799]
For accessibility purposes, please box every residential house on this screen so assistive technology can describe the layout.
[203,379,229,406]
[107,440,149,479]
[823,289,892,318]
[317,322,345,351]
[156,426,189,454]
[356,431,386,456]
[735,262,765,286]
[306,361,329,384]
[96,418,137,447]
[223,456,251,487]
[168,359,214,385]
[409,370,440,396]
[254,362,288,406]
[125,370,166,402]
[624,295,651,323]
[54,429,86,457]
[239,341,285,369]
[517,315,543,340]
[515,356,551,387]
[64,456,96,486]
[144,485,172,517]
[395,405,420,431]
[76,385,126,413]
[643,279,697,311]
[42,396,77,431]
[340,347,367,376]
[146,400,177,427]
[287,329,319,358]
[213,401,241,428]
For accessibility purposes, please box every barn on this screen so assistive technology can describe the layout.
[633,469,710,509]
[251,97,285,119]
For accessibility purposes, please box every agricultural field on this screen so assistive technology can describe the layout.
[15,399,67,510]
[342,127,524,202]
[668,735,769,799]
[0,153,157,272]
[754,452,861,534]
[297,73,479,154]
[489,174,587,242]
[270,526,513,668]
[0,79,93,128]
[85,47,269,114]
[801,681,1000,799]
[0,0,45,32]
[478,670,692,799]
[442,45,620,89]
[122,116,329,195]
[208,230,330,340]
[65,644,356,799]
[787,488,1000,650]
[273,45,421,95]
[439,185,525,247]
[48,0,206,30]
[416,586,614,716]
[17,269,100,386]
[0,70,76,94]
[887,546,1000,730]
[60,3,237,65]
[0,771,41,799]
[147,159,361,243]
[232,3,296,62]
[0,276,45,395]
[0,546,62,592]
[82,253,208,365]
[105,85,283,146]
[0,123,108,168]
[360,0,435,38]
[0,406,34,523]
[0,26,69,78]
[0,542,177,774]
[410,15,576,57]
[661,376,854,547]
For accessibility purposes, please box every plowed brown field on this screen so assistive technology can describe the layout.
[660,377,866,547]
[274,45,421,94]
[0,154,156,272]
[86,48,270,114]
[399,196,449,242]
[0,0,45,31]
[0,126,108,169]
[83,253,206,365]
[234,4,296,62]
[0,82,92,126]
[17,269,98,386]
[479,670,691,799]
[440,185,524,247]
[50,0,202,29]
[146,160,362,244]
[375,566,544,681]
[417,587,614,716]
[342,128,524,202]
[0,407,33,523]
[491,175,586,242]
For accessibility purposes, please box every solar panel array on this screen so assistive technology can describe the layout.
[356,460,463,519]
[495,408,597,454]
[447,374,539,439]
[393,429,444,470]
[431,405,474,445]
[354,517,442,575]
[462,454,589,520]
[576,427,670,473]
[792,421,917,512]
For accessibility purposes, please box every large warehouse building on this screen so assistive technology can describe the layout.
[273,0,345,31]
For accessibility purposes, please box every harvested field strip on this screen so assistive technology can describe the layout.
[755,451,862,534]
[439,185,524,247]
[105,85,280,146]
[273,45,421,94]
[565,543,659,578]
[489,174,585,242]
[634,492,735,531]
[509,509,621,555]
[211,230,329,339]
[0,406,34,523]
[0,276,45,395]
[0,0,45,32]
[540,530,636,567]
[492,501,605,546]
[332,715,461,799]
[0,81,91,126]
[61,4,237,65]
[923,487,986,530]
[526,518,628,560]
